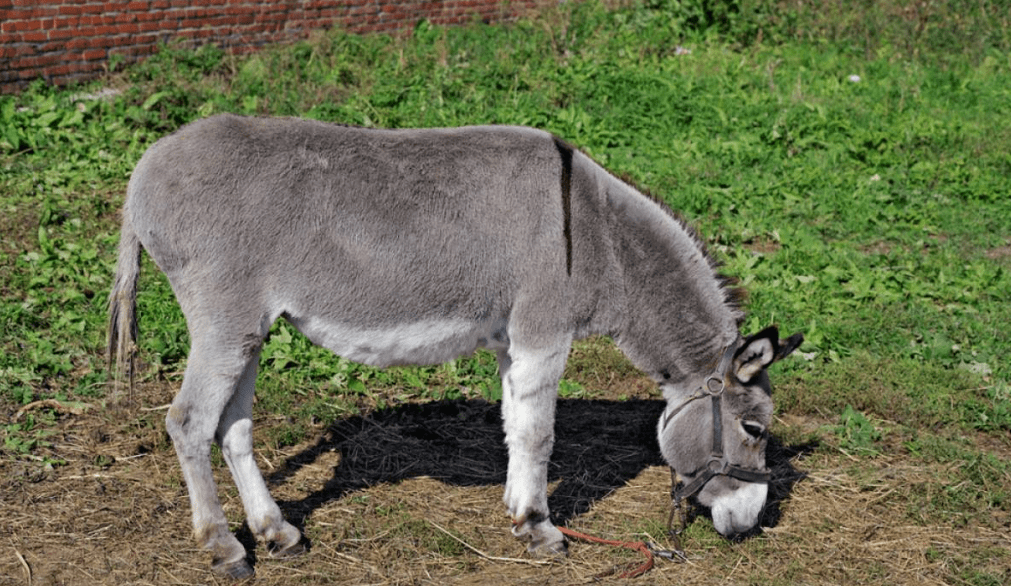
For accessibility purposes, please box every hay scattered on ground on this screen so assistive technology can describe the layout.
[2,381,1009,585]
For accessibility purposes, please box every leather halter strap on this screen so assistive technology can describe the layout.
[660,343,738,432]
[663,342,772,508]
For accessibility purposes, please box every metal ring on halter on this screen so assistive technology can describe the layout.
[706,456,729,475]
[704,374,725,395]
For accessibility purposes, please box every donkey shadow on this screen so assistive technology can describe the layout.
[264,398,813,540]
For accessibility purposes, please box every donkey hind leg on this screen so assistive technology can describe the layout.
[166,338,262,579]
[217,345,303,560]
[498,339,571,557]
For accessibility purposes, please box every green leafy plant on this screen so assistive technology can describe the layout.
[834,405,883,456]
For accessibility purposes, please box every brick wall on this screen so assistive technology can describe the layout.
[0,0,542,95]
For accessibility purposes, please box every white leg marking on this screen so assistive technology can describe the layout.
[499,340,570,556]
[218,350,301,555]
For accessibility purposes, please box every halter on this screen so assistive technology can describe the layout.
[661,342,772,544]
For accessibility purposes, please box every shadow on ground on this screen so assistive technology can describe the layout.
[267,398,813,539]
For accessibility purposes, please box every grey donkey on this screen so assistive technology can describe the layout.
[108,114,802,578]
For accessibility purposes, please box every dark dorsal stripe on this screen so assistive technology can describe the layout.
[553,136,573,277]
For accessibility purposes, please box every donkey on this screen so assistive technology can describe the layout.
[108,114,802,578]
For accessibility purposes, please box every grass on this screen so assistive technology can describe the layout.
[1,1,1010,584]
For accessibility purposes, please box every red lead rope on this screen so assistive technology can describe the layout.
[557,526,656,579]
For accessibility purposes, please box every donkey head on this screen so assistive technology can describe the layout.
[656,326,803,537]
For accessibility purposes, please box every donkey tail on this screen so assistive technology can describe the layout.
[107,213,141,393]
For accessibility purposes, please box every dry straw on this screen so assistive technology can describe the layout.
[2,381,1008,585]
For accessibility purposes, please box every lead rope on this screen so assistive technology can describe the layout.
[557,526,659,579]
[553,513,690,578]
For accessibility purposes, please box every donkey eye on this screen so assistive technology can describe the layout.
[741,421,766,440]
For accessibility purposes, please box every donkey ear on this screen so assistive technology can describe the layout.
[734,326,804,383]
[776,332,804,362]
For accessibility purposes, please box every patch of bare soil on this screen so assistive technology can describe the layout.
[742,236,782,255]
[860,241,893,256]
[2,384,1009,585]
[986,242,1011,261]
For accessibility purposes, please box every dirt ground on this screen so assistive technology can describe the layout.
[3,378,1010,586]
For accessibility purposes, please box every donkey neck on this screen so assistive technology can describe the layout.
[603,177,742,382]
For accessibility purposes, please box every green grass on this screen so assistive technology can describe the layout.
[1,2,1010,581]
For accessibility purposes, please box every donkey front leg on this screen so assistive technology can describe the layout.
[498,339,571,556]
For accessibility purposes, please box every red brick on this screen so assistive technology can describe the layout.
[9,18,42,32]
[125,33,156,46]
[53,16,80,29]
[20,30,46,42]
[1,7,22,20]
[82,48,106,60]
[48,27,78,40]
[32,6,60,18]
[65,37,90,50]
[9,55,43,70]
[79,3,104,15]
[45,64,72,77]
[80,15,106,26]
[38,41,67,53]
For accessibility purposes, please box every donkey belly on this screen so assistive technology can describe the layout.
[286,313,510,367]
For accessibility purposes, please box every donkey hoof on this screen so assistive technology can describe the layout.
[514,519,568,558]
[529,535,569,558]
[212,558,254,581]
[263,521,305,558]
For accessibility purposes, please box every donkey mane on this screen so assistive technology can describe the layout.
[589,152,747,327]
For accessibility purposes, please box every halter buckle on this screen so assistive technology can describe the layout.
[706,456,729,475]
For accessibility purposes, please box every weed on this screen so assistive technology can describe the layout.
[833,405,882,456]
[557,379,588,399]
